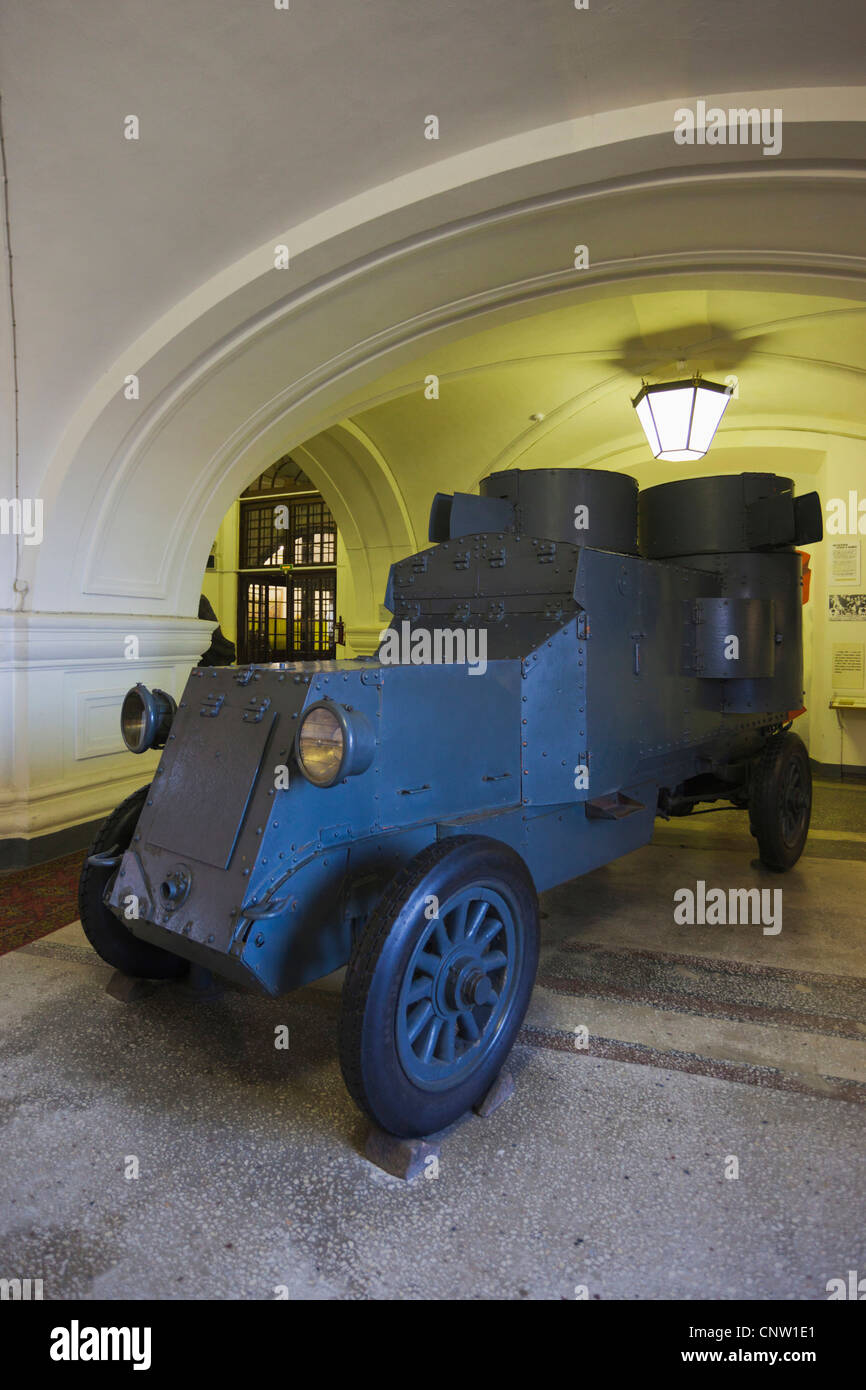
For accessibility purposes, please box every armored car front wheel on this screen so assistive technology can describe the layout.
[338,835,539,1138]
[78,785,189,980]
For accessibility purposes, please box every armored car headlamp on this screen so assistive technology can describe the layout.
[120,684,177,754]
[632,375,732,462]
[295,700,375,788]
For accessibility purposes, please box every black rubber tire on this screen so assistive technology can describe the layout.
[78,785,188,979]
[748,731,812,871]
[338,835,539,1138]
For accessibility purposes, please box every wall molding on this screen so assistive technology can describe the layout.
[0,611,215,667]
[811,760,866,784]
[0,816,103,872]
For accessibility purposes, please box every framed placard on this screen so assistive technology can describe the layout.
[830,540,861,585]
[832,644,865,689]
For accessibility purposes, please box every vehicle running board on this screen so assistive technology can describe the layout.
[585,792,645,821]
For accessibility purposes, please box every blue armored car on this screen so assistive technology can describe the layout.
[80,467,822,1136]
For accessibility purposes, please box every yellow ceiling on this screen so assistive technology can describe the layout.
[335,287,866,515]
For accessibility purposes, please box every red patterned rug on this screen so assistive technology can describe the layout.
[0,851,83,955]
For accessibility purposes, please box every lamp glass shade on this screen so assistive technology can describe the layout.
[632,378,731,461]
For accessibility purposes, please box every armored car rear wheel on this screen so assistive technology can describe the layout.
[338,835,539,1138]
[749,731,812,871]
[78,785,188,980]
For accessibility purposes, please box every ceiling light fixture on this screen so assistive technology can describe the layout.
[631,375,733,462]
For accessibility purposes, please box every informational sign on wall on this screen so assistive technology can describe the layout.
[829,594,866,621]
[830,540,861,585]
[832,644,865,689]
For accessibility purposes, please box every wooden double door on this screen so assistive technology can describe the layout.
[238,570,336,663]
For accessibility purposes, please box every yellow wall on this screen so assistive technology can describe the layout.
[201,500,240,645]
[806,438,866,771]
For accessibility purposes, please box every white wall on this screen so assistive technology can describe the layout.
[0,613,214,843]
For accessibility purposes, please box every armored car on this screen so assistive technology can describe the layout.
[80,467,822,1136]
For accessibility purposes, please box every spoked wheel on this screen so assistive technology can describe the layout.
[749,731,812,871]
[339,835,539,1137]
[78,785,188,979]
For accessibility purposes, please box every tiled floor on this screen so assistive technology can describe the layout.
[0,790,863,1299]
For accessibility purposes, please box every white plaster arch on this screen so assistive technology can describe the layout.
[20,88,866,621]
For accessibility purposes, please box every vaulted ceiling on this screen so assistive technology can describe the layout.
[2,0,865,468]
